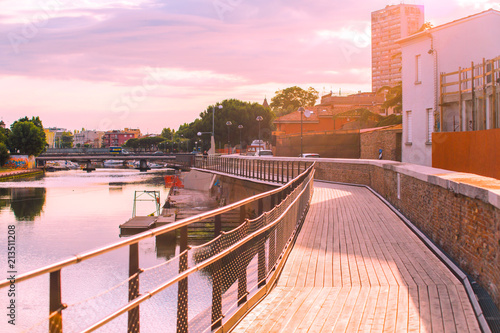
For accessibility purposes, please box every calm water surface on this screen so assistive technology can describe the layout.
[0,169,213,332]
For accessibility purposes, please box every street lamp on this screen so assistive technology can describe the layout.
[212,104,223,154]
[256,116,263,151]
[226,121,232,154]
[238,124,243,155]
[298,107,305,157]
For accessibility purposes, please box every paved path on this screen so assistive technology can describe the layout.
[233,181,481,332]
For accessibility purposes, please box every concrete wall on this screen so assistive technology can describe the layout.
[313,158,500,309]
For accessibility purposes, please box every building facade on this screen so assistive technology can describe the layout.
[43,128,66,148]
[371,4,424,93]
[74,130,104,148]
[398,9,500,169]
[102,130,137,147]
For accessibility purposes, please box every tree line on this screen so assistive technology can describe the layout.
[0,116,47,166]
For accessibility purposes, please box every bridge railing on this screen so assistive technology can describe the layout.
[194,155,314,184]
[0,160,315,332]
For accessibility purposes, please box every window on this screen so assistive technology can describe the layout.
[406,110,413,143]
[426,108,434,143]
[415,54,422,84]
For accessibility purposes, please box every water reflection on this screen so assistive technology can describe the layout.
[0,187,47,221]
[155,233,177,259]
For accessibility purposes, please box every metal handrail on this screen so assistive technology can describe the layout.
[0,161,315,288]
[82,167,315,332]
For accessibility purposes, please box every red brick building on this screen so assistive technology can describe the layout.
[102,130,137,147]
[273,92,385,136]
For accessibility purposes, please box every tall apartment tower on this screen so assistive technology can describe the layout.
[371,4,424,93]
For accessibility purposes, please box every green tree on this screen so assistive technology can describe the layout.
[270,86,319,117]
[61,132,73,148]
[0,127,10,144]
[0,142,10,166]
[377,82,402,114]
[12,116,43,129]
[161,128,175,140]
[8,120,47,156]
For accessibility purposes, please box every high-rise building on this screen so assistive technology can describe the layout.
[371,4,424,93]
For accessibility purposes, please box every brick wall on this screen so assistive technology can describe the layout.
[314,159,500,309]
[360,128,402,161]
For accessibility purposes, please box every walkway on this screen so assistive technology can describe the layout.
[233,182,481,332]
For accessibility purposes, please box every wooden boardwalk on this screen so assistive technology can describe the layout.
[233,182,481,332]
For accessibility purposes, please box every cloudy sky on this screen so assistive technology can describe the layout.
[1,0,498,134]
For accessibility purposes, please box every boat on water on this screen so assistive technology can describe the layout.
[45,160,80,171]
[103,160,126,167]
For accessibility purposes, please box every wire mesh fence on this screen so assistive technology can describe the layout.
[1,158,314,333]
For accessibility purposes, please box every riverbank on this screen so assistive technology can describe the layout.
[0,168,44,181]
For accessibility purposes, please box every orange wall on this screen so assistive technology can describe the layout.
[276,118,347,135]
[432,129,500,180]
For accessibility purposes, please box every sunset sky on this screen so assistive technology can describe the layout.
[1,0,498,134]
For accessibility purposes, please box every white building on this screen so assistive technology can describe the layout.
[398,9,500,166]
[74,130,104,148]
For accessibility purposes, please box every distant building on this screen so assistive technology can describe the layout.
[124,128,141,138]
[372,4,424,93]
[398,9,500,174]
[74,130,104,148]
[262,97,270,109]
[317,91,386,115]
[44,127,66,148]
[102,130,137,147]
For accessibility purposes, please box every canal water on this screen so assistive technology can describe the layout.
[0,169,215,332]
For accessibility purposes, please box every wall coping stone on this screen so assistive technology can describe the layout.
[316,158,500,210]
[226,156,500,210]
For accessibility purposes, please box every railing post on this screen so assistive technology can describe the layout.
[214,213,222,237]
[286,161,289,183]
[211,238,223,330]
[176,226,188,333]
[128,243,140,333]
[237,205,248,306]
[269,194,277,271]
[257,199,266,287]
[49,270,63,333]
[272,161,275,182]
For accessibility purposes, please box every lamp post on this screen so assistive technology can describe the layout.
[256,116,263,151]
[238,124,243,155]
[226,121,232,155]
[212,104,223,154]
[298,107,305,157]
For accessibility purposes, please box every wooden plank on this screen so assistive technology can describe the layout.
[358,286,380,332]
[429,284,445,333]
[396,286,409,332]
[382,285,399,332]
[294,287,341,333]
[279,287,323,331]
[418,286,432,333]
[259,287,314,332]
